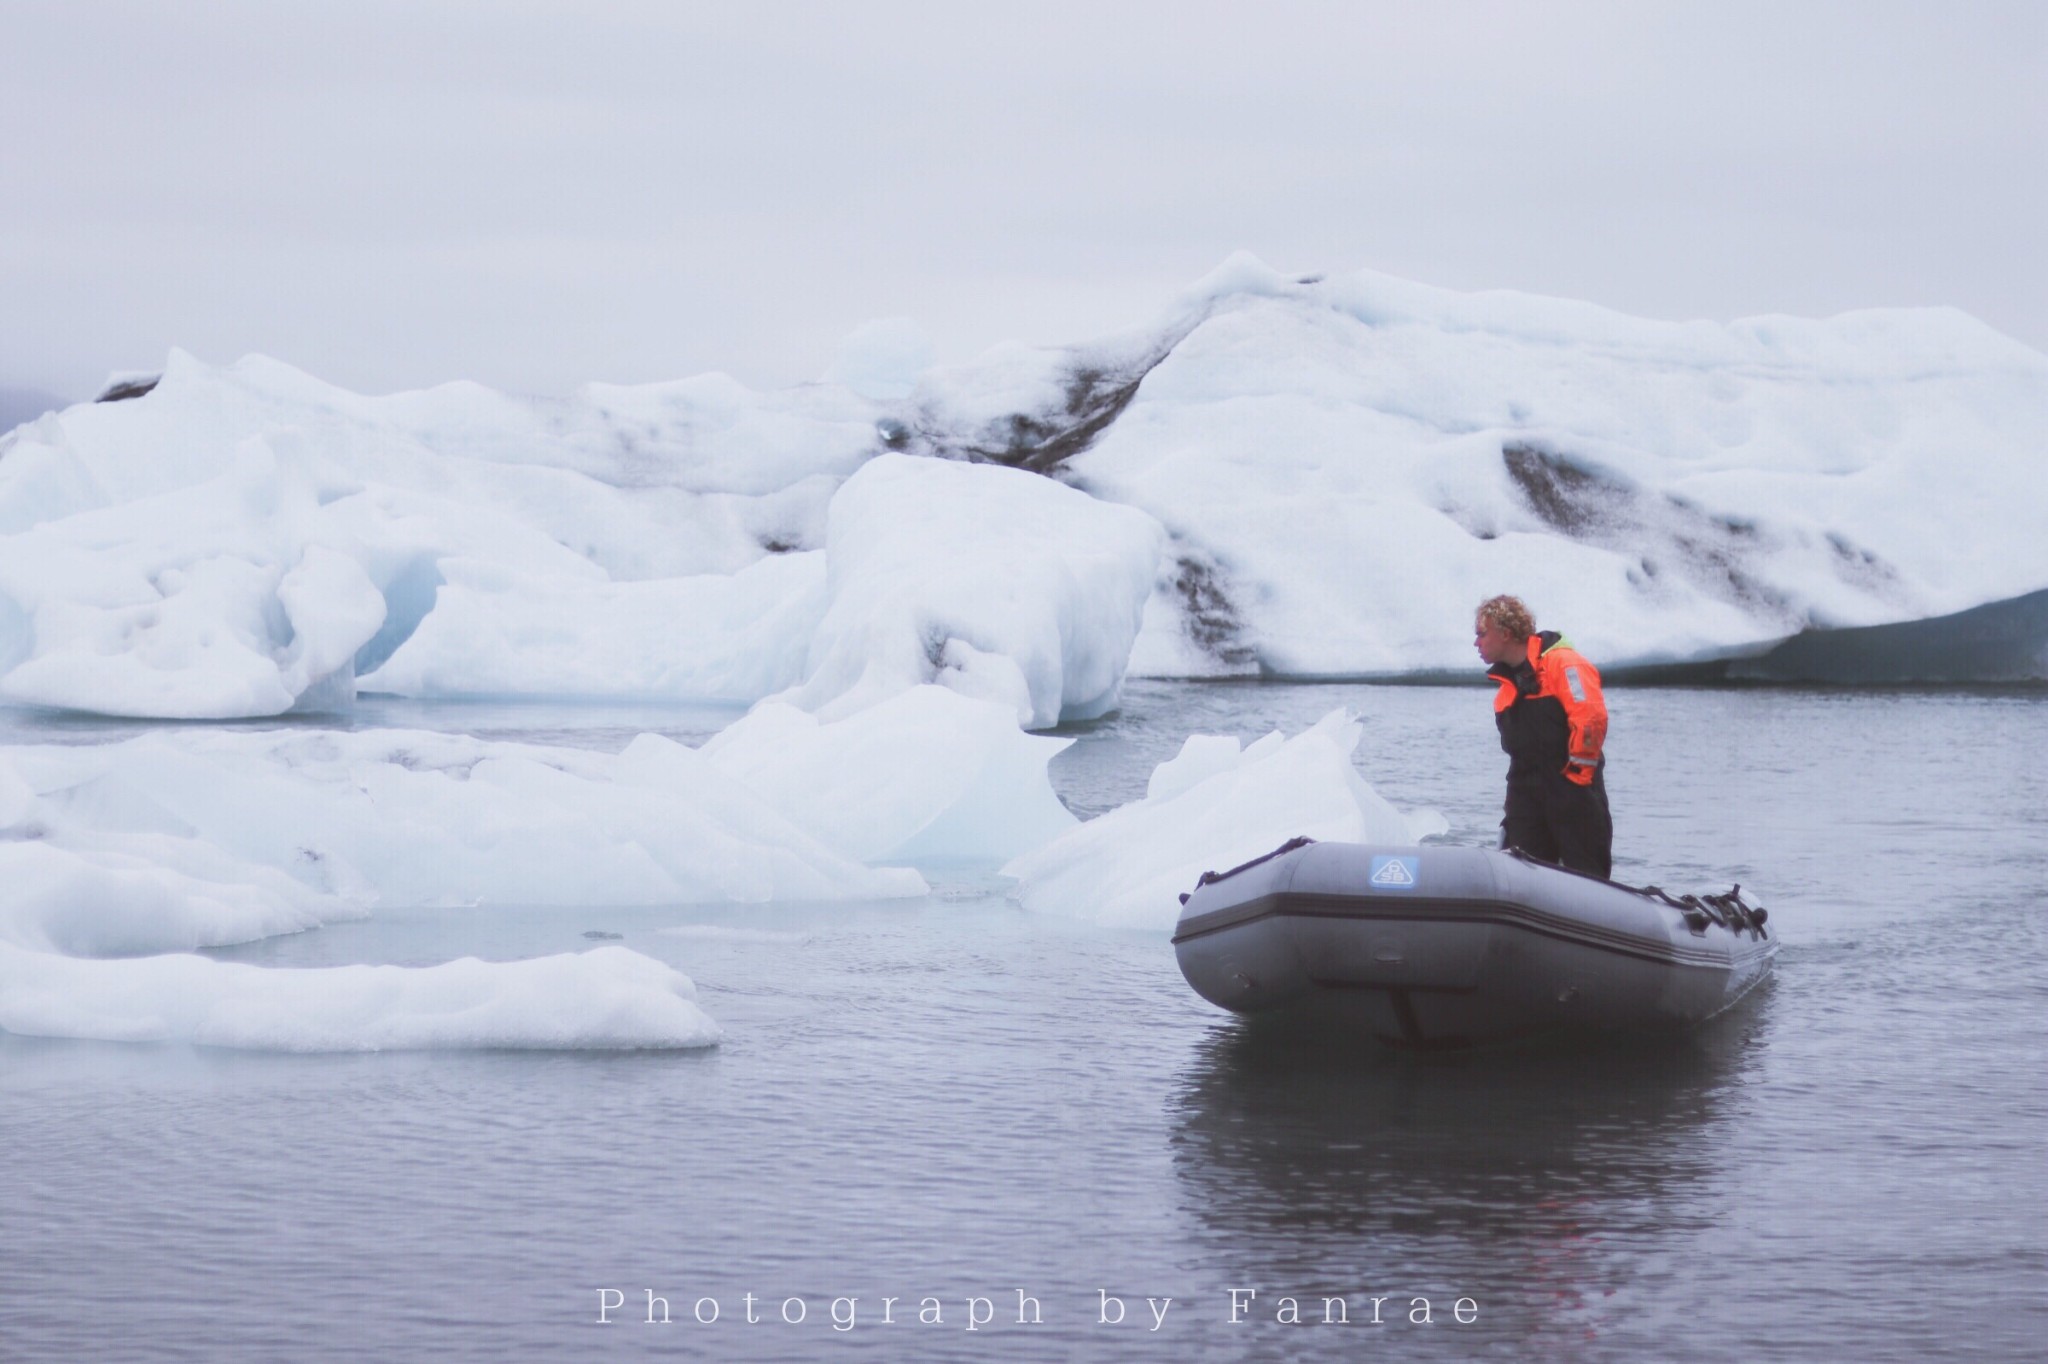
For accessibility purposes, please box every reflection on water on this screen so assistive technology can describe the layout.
[1169,998,1772,1353]
[1173,1018,1749,1235]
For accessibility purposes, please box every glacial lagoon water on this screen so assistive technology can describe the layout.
[4,681,2045,1362]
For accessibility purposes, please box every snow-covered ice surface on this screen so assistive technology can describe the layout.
[6,256,2043,720]
[0,350,878,718]
[901,254,2048,675]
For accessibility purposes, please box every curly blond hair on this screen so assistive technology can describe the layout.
[1475,594,1535,640]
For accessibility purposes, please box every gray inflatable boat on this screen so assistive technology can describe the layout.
[1172,838,1776,1048]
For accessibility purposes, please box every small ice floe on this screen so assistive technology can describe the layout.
[0,944,720,1052]
[0,749,723,1052]
[1002,708,1446,932]
[4,726,928,909]
[657,925,815,946]
[700,683,1077,863]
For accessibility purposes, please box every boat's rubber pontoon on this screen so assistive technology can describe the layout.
[1172,838,1776,1048]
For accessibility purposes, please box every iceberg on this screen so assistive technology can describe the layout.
[0,683,1086,1049]
[0,435,389,717]
[0,349,877,717]
[0,942,720,1051]
[1,737,736,1052]
[701,684,1078,862]
[5,256,2046,721]
[777,453,1163,728]
[364,453,1163,726]
[2,703,1096,1049]
[4,728,928,909]
[1001,709,1448,932]
[360,550,828,702]
[0,837,344,958]
[899,255,2048,676]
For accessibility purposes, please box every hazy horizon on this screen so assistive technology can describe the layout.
[7,1,2043,406]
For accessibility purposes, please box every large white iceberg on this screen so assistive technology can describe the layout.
[906,254,2048,675]
[0,350,877,718]
[367,453,1164,727]
[4,256,2045,720]
[775,453,1163,728]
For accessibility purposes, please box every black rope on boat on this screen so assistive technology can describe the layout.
[1185,835,1318,901]
[1701,885,1769,937]
[1629,879,1769,939]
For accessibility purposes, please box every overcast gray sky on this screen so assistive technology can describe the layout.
[5,0,2043,405]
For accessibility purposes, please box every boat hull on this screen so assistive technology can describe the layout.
[1172,841,1776,1048]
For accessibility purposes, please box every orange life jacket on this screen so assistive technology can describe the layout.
[1490,632,1607,786]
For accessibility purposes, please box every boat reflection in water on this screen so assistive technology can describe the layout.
[1166,997,1772,1358]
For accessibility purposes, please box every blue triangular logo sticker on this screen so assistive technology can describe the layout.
[1370,855,1419,889]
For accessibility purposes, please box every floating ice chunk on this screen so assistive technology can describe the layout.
[702,684,1077,863]
[0,746,364,956]
[362,550,827,701]
[0,839,344,957]
[0,943,719,1051]
[657,924,814,945]
[1002,708,1448,931]
[1145,732,1257,803]
[6,727,928,910]
[785,453,1165,728]
[0,435,387,717]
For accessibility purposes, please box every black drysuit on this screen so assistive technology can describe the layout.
[1487,631,1613,879]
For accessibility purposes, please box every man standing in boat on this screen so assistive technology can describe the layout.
[1474,595,1614,879]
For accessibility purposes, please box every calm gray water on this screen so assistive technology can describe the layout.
[3,682,2045,1362]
